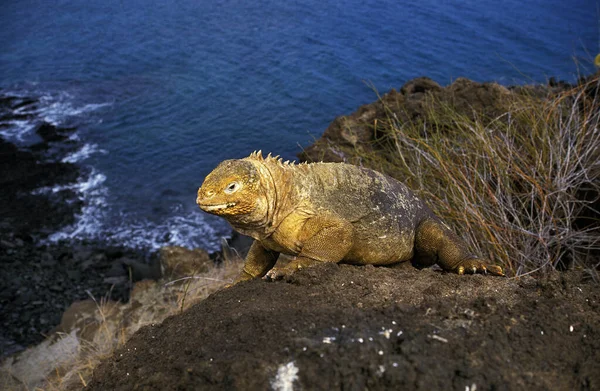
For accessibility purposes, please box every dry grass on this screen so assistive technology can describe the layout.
[357,78,600,277]
[39,252,243,391]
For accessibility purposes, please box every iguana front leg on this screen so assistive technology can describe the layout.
[235,240,279,283]
[265,214,354,280]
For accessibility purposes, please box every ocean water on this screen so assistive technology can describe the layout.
[0,0,596,252]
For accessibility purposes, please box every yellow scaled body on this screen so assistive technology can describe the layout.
[197,152,504,282]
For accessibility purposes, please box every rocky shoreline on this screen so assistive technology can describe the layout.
[0,94,152,357]
[0,238,154,357]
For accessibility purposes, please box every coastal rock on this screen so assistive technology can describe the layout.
[121,257,162,282]
[0,95,157,357]
[35,122,75,143]
[0,137,80,236]
[0,260,238,391]
[0,93,196,368]
[443,77,511,118]
[299,76,514,163]
[88,264,600,390]
[0,96,35,123]
[400,76,443,95]
[0,239,147,358]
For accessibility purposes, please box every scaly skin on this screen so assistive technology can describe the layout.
[196,151,504,283]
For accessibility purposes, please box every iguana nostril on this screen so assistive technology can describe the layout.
[196,188,214,204]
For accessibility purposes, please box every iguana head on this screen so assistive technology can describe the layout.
[196,158,271,226]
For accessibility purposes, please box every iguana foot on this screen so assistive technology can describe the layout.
[263,256,323,281]
[454,258,505,276]
[225,269,256,288]
[263,267,288,281]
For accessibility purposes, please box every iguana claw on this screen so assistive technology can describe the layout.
[456,260,504,276]
[263,267,286,281]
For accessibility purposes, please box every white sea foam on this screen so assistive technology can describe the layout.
[0,120,37,141]
[0,89,111,142]
[42,170,109,241]
[33,170,107,196]
[61,143,107,163]
[49,207,228,253]
[109,213,229,253]
[44,169,228,252]
[38,94,111,127]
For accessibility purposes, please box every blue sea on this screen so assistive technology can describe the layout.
[0,0,596,252]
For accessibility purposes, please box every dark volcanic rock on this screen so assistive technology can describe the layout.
[0,95,82,238]
[299,76,513,163]
[35,122,76,143]
[0,96,36,123]
[0,240,150,356]
[89,264,600,390]
[0,137,80,236]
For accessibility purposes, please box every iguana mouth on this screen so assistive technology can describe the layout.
[199,202,236,212]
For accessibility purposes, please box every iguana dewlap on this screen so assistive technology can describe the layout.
[196,151,504,282]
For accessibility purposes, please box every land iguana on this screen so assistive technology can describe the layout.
[196,151,504,282]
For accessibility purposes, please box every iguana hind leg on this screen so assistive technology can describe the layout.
[414,219,504,276]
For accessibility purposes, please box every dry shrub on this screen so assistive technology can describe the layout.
[41,251,243,391]
[362,78,600,277]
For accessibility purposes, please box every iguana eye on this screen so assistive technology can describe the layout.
[224,181,240,194]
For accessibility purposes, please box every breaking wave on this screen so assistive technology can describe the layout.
[4,85,228,253]
[46,168,229,252]
[0,89,111,143]
[61,143,107,163]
